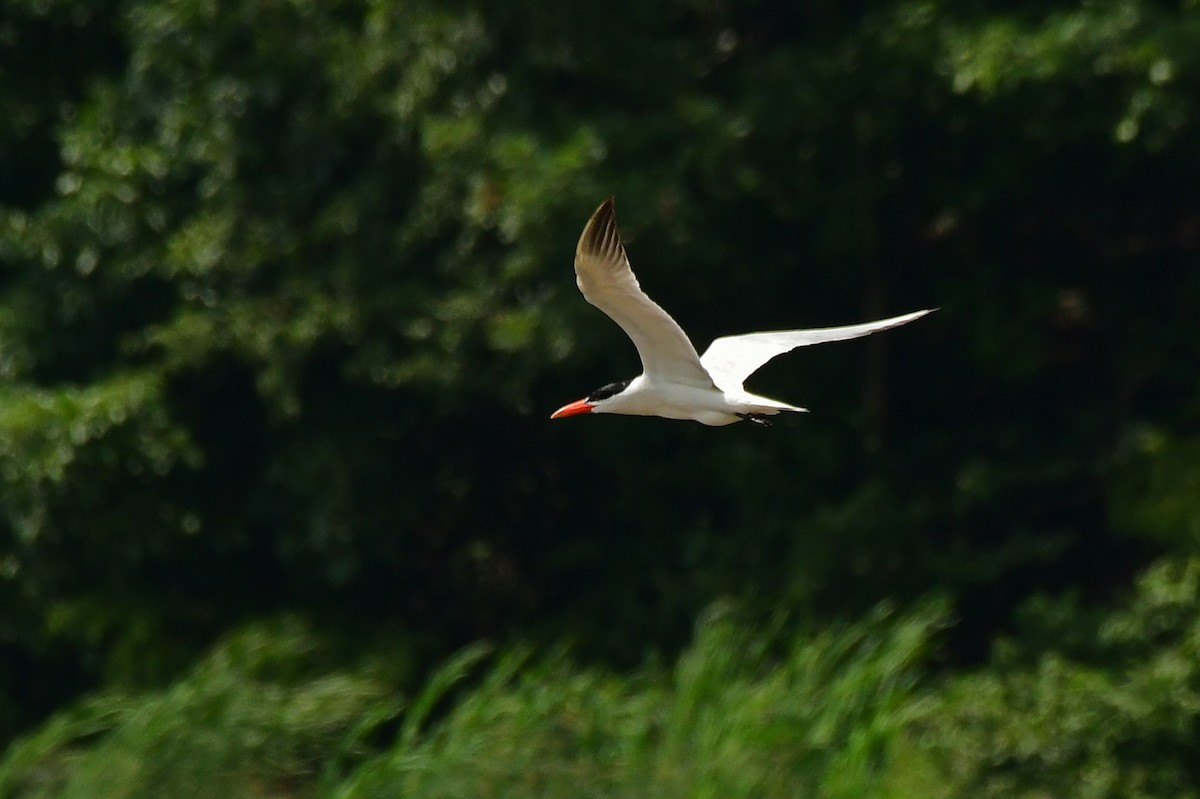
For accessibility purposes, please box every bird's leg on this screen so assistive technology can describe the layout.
[737,413,773,428]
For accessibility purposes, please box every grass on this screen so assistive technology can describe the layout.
[0,602,947,799]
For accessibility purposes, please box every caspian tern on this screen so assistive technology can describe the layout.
[551,198,933,426]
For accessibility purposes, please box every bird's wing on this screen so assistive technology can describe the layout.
[699,309,933,391]
[574,198,716,387]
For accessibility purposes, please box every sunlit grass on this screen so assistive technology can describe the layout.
[0,603,946,799]
[9,556,1200,799]
[339,602,946,799]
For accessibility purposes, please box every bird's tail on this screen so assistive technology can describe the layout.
[743,394,808,415]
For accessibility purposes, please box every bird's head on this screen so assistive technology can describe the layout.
[550,379,632,419]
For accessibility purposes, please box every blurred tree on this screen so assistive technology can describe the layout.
[929,556,1200,799]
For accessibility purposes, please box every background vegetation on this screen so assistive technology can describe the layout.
[2,0,1198,795]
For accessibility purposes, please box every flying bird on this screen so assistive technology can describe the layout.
[551,198,933,426]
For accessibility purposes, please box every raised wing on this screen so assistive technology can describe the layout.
[699,309,933,391]
[574,198,715,387]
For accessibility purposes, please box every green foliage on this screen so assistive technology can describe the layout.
[942,2,1199,148]
[927,556,1200,799]
[0,618,400,799]
[6,556,1197,798]
[0,603,945,799]
[0,372,193,542]
[340,602,945,799]
[1110,427,1200,549]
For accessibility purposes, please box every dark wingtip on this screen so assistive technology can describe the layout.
[592,196,616,228]
[578,196,621,259]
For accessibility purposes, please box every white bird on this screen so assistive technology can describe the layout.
[551,198,933,426]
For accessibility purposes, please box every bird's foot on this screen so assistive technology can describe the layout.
[737,413,773,428]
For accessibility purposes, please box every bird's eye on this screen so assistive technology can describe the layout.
[587,379,631,402]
